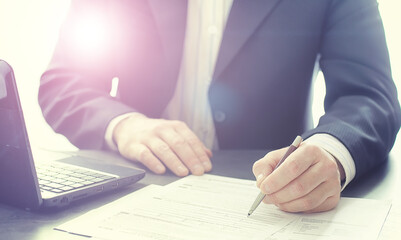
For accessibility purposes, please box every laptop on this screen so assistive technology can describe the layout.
[0,60,145,210]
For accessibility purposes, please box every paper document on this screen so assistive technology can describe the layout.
[378,187,401,240]
[56,175,391,240]
[267,197,391,240]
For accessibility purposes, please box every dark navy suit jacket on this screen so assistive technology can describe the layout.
[39,0,401,181]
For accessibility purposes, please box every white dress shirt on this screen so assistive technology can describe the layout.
[162,0,233,150]
[105,0,355,188]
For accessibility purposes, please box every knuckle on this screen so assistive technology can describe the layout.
[172,120,186,129]
[306,143,320,153]
[171,137,186,148]
[303,144,320,158]
[197,151,209,161]
[163,155,176,165]
[253,155,275,175]
[153,124,168,134]
[137,148,151,162]
[179,155,194,165]
[137,134,151,143]
[292,180,305,195]
[252,161,263,173]
[266,178,278,192]
[186,136,199,146]
[156,143,170,153]
[288,160,301,175]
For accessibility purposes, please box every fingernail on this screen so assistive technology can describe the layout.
[155,165,165,174]
[177,166,188,176]
[192,164,204,175]
[257,173,264,181]
[202,161,212,171]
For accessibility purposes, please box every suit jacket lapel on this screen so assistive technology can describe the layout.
[214,0,282,79]
[147,0,187,78]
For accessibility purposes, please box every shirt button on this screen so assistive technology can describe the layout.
[214,111,226,122]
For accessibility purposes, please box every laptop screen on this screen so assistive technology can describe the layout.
[0,60,42,209]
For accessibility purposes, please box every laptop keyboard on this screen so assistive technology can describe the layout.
[36,162,117,193]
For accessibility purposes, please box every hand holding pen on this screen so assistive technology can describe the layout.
[249,135,344,214]
[248,136,302,216]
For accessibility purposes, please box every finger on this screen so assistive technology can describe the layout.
[157,128,204,175]
[174,124,213,172]
[266,159,334,204]
[275,178,340,213]
[252,160,271,188]
[146,138,189,177]
[261,145,318,195]
[169,121,212,173]
[122,143,166,174]
[252,149,287,187]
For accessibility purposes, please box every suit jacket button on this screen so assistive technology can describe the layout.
[214,111,226,122]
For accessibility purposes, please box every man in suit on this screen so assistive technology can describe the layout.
[39,0,400,213]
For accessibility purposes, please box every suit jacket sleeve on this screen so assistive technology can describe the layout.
[39,0,136,149]
[303,0,401,180]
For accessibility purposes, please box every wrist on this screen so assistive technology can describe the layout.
[304,134,355,190]
[112,112,147,146]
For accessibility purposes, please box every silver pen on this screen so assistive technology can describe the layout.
[247,135,303,216]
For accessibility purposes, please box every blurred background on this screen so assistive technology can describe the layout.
[0,0,400,152]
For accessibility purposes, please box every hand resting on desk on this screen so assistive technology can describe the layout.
[113,113,213,177]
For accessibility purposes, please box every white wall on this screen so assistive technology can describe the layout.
[312,1,401,127]
[380,1,401,92]
[0,0,75,151]
[0,0,400,151]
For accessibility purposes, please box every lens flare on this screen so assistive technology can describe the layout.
[71,14,108,55]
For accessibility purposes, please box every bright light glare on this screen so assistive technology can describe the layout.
[72,14,108,54]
